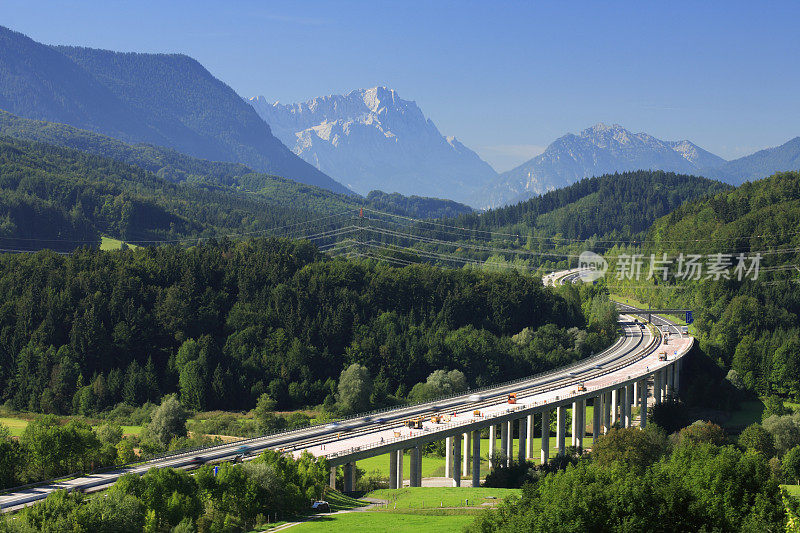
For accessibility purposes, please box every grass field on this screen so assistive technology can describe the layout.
[292,511,477,532]
[783,485,800,499]
[0,415,143,438]
[0,417,30,437]
[365,487,519,509]
[100,236,138,250]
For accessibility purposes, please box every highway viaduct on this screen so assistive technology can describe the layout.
[0,269,692,510]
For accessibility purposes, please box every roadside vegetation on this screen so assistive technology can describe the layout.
[0,450,330,532]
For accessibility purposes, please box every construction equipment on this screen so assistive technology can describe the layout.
[658,352,668,361]
[576,383,586,392]
[473,410,482,417]
[404,417,423,429]
[507,393,517,404]
[430,415,443,424]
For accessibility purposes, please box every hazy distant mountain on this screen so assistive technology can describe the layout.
[249,87,497,204]
[0,25,351,195]
[705,137,800,185]
[476,123,726,208]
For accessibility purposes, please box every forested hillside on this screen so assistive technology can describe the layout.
[608,170,800,401]
[0,136,329,251]
[0,26,350,194]
[0,238,617,415]
[447,171,730,241]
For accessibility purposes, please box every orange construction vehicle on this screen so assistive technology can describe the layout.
[658,352,668,361]
[507,393,517,404]
[576,383,587,392]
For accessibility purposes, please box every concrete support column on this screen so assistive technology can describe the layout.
[526,413,535,460]
[666,365,674,400]
[592,396,601,445]
[654,372,662,405]
[575,399,585,449]
[633,381,639,407]
[472,430,481,487]
[397,448,404,488]
[611,389,619,426]
[462,432,470,477]
[639,379,648,428]
[444,437,452,479]
[518,417,527,463]
[556,405,566,456]
[603,392,611,434]
[571,401,578,446]
[409,448,417,487]
[625,384,634,427]
[541,409,551,464]
[417,446,423,484]
[343,462,354,492]
[488,425,496,469]
[505,421,513,465]
[500,423,508,464]
[389,450,398,489]
[453,435,461,487]
[673,360,681,396]
[329,465,336,489]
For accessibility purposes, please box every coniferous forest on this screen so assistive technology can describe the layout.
[0,238,617,416]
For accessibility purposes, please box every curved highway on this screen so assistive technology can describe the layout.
[0,269,692,511]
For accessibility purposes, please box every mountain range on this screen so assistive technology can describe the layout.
[0,25,351,195]
[476,123,800,208]
[248,87,497,204]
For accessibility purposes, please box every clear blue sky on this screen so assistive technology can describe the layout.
[2,0,799,171]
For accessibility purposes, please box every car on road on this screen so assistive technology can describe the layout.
[468,394,484,402]
[187,456,206,467]
[233,445,252,462]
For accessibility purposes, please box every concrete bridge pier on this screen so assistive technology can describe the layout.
[556,405,566,455]
[611,389,619,427]
[602,392,611,434]
[453,434,462,487]
[541,409,551,464]
[572,399,585,449]
[444,437,452,479]
[409,446,422,487]
[472,430,481,487]
[666,365,675,400]
[592,396,601,445]
[343,462,355,492]
[389,450,399,489]
[488,425,496,468]
[526,413,535,460]
[462,432,470,477]
[505,421,513,465]
[633,381,639,407]
[674,360,681,394]
[329,465,336,489]
[639,379,648,427]
[518,417,527,462]
[625,383,634,427]
[653,372,662,405]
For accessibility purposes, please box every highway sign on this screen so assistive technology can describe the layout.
[686,311,693,324]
